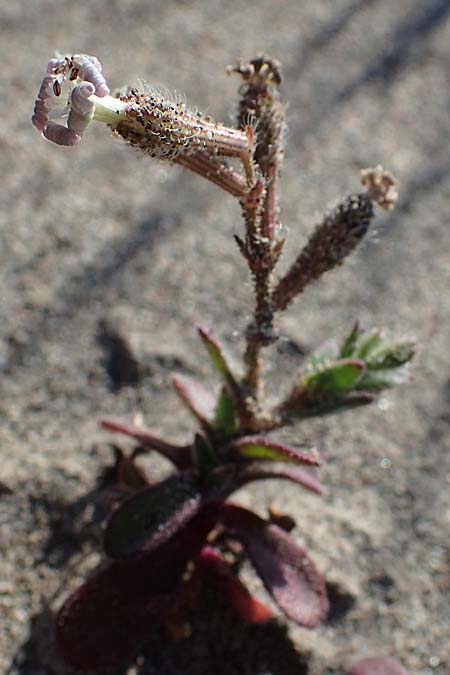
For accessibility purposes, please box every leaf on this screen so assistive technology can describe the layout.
[235,463,325,495]
[100,417,191,469]
[355,367,412,391]
[231,436,324,466]
[196,546,274,624]
[302,359,365,394]
[354,328,383,359]
[363,339,415,370]
[347,656,409,675]
[172,375,216,426]
[340,321,361,358]
[193,433,218,477]
[197,325,235,380]
[214,386,238,436]
[104,472,202,559]
[56,512,216,672]
[220,504,328,627]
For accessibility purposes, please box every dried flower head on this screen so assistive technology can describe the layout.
[360,165,398,210]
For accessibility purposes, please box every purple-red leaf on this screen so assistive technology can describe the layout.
[104,472,201,559]
[231,436,324,467]
[347,657,409,675]
[172,374,216,426]
[236,463,325,495]
[220,504,328,627]
[100,417,191,469]
[196,546,274,624]
[56,512,216,672]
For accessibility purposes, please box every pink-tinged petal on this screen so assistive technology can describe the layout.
[347,656,409,675]
[197,547,274,624]
[103,472,202,559]
[56,511,216,672]
[43,122,80,147]
[72,81,95,106]
[76,54,110,97]
[231,436,324,467]
[220,504,328,628]
[236,463,325,495]
[37,75,55,102]
[100,416,192,468]
[172,374,216,427]
[47,58,61,73]
[32,100,50,132]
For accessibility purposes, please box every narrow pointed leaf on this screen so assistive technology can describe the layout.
[347,656,409,675]
[100,417,191,469]
[56,512,216,672]
[104,472,201,559]
[302,359,365,394]
[197,325,235,380]
[220,504,328,627]
[236,463,325,495]
[197,547,274,624]
[231,436,324,466]
[214,386,238,436]
[172,374,215,426]
[340,321,361,358]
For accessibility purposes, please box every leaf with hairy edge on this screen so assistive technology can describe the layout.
[347,656,409,675]
[302,359,365,394]
[364,340,415,370]
[354,328,383,359]
[220,504,328,627]
[172,374,216,426]
[100,417,191,469]
[355,368,411,391]
[104,472,201,559]
[214,386,238,436]
[56,512,216,672]
[231,436,324,466]
[196,547,274,624]
[236,463,325,495]
[197,325,235,380]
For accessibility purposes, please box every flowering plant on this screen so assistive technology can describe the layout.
[33,53,413,673]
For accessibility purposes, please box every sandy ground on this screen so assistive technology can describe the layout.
[1,1,449,673]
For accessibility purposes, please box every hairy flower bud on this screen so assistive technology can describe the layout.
[272,167,398,312]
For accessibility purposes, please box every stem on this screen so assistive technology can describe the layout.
[176,152,249,198]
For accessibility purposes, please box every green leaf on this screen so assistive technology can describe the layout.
[231,436,324,466]
[197,325,234,379]
[340,321,361,358]
[214,387,238,436]
[103,473,201,559]
[355,367,412,391]
[354,328,383,359]
[193,433,218,476]
[302,359,365,394]
[364,339,415,370]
